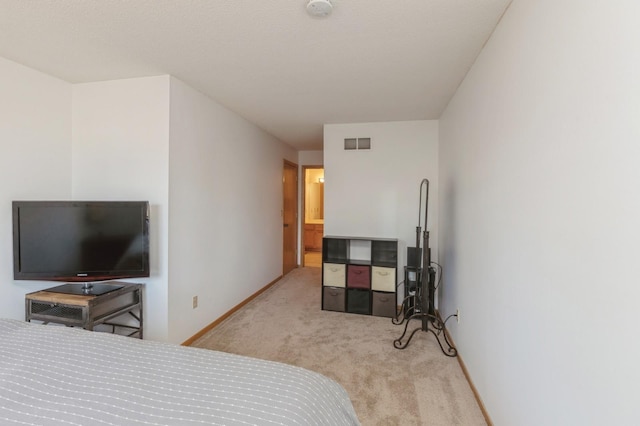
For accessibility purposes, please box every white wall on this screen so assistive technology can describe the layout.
[439,1,640,424]
[298,150,323,166]
[1,61,295,343]
[167,77,296,342]
[324,121,438,293]
[0,57,72,319]
[72,76,171,341]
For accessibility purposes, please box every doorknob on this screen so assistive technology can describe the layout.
[283,224,289,227]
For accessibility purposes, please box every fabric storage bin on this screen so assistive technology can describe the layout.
[347,289,371,315]
[323,287,345,312]
[371,266,396,292]
[347,264,370,289]
[372,291,396,318]
[323,263,346,287]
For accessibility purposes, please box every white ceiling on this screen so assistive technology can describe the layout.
[0,0,511,151]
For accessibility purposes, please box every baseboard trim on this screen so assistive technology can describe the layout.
[455,348,493,426]
[181,275,283,346]
[436,312,493,426]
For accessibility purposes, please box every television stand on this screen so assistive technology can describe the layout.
[25,281,143,338]
[46,283,123,296]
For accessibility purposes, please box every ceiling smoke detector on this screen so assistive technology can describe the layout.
[306,0,333,17]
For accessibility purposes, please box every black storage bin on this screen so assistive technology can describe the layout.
[372,291,396,318]
[347,289,371,315]
[323,287,345,312]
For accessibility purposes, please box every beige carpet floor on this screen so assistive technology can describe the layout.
[192,267,487,426]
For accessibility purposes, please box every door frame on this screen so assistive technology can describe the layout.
[282,160,298,275]
[301,165,324,267]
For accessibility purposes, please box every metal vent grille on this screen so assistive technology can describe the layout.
[357,138,371,149]
[344,138,357,150]
[344,137,371,150]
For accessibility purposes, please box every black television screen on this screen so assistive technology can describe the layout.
[13,201,150,282]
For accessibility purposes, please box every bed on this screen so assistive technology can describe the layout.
[0,319,360,425]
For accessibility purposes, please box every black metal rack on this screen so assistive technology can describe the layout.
[392,179,457,357]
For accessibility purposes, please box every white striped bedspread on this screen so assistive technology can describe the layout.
[0,319,360,426]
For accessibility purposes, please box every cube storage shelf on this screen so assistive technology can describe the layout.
[322,236,398,318]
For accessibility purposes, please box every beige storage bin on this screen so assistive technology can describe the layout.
[371,266,396,292]
[323,263,346,287]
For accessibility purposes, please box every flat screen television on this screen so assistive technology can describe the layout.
[13,201,150,292]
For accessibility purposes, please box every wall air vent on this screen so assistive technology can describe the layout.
[357,138,371,150]
[344,138,357,150]
[344,137,371,150]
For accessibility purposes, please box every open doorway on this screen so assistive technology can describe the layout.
[302,166,324,267]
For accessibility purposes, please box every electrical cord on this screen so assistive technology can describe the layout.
[430,261,442,290]
[441,312,457,326]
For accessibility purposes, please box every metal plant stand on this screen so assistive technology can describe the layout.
[392,179,457,357]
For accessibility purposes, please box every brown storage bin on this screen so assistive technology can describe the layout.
[372,291,396,318]
[323,287,345,312]
[347,264,370,289]
[347,289,371,315]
